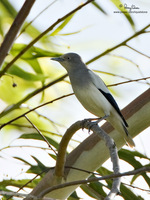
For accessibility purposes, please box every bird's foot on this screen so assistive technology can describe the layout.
[81,117,99,130]
[81,115,109,133]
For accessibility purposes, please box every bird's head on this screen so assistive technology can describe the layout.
[51,53,84,71]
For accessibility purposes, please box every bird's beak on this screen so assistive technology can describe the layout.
[51,57,64,62]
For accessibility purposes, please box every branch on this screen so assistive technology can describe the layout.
[83,121,120,200]
[54,118,120,199]
[24,89,150,199]
[122,182,150,192]
[1,75,149,128]
[24,115,57,155]
[0,24,150,118]
[55,121,82,177]
[0,92,73,128]
[0,74,68,118]
[86,24,150,65]
[39,167,150,197]
[126,44,150,59]
[0,190,55,200]
[0,0,94,77]
[17,0,57,38]
[1,167,149,200]
[107,76,150,87]
[0,0,36,67]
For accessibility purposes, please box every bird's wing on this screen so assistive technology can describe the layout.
[88,70,128,127]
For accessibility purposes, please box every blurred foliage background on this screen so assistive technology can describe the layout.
[0,0,150,199]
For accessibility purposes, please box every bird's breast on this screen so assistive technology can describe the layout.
[71,82,112,117]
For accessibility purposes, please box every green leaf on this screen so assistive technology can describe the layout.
[68,191,80,200]
[19,21,42,39]
[92,1,107,14]
[131,164,150,186]
[32,47,62,58]
[130,151,150,161]
[0,0,17,18]
[27,156,49,174]
[8,64,47,81]
[82,181,106,199]
[97,167,113,187]
[20,133,59,150]
[0,178,40,189]
[13,157,32,166]
[120,183,144,200]
[50,13,75,36]
[14,155,49,175]
[11,43,34,59]
[118,149,144,168]
[111,0,135,29]
[11,43,62,59]
[119,149,150,187]
[97,166,145,200]
[25,58,43,74]
[0,0,41,39]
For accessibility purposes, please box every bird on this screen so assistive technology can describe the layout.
[51,53,135,147]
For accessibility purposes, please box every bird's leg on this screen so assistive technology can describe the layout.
[81,115,109,132]
[87,114,109,132]
[95,114,109,124]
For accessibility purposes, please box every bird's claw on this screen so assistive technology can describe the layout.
[81,118,91,131]
[81,115,109,133]
[81,117,100,133]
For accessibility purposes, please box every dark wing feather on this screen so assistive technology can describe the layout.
[99,89,128,127]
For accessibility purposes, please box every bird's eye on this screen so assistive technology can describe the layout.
[67,57,71,60]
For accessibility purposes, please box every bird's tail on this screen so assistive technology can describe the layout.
[122,123,135,148]
[108,116,135,148]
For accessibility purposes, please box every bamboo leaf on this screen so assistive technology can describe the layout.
[50,13,75,36]
[32,47,62,58]
[120,183,144,200]
[8,64,47,81]
[0,0,17,18]
[92,1,107,14]
[111,0,135,29]
[68,191,80,200]
[81,182,106,199]
[27,156,49,174]
[11,43,62,59]
[20,133,59,149]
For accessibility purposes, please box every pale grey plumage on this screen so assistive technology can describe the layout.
[51,53,135,147]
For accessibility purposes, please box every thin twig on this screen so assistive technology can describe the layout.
[1,76,150,130]
[55,119,120,199]
[108,76,150,87]
[0,74,69,118]
[0,92,73,129]
[0,0,36,67]
[0,0,94,77]
[0,24,150,118]
[0,190,55,200]
[126,44,150,59]
[94,69,132,81]
[1,167,149,199]
[24,115,57,155]
[21,104,65,133]
[83,120,120,200]
[107,54,150,85]
[6,169,49,200]
[122,182,150,193]
[39,166,150,197]
[6,165,99,200]
[17,0,57,38]
[85,24,150,65]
